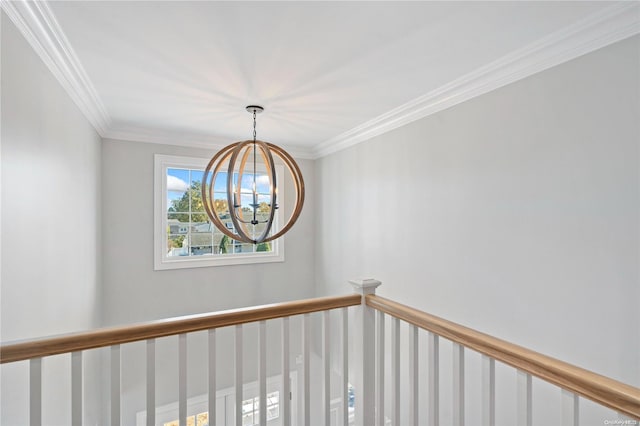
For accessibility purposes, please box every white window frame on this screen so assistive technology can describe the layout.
[154,154,285,270]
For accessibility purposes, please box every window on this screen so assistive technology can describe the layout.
[161,392,279,426]
[163,412,208,426]
[242,392,280,425]
[154,154,284,270]
[138,373,296,426]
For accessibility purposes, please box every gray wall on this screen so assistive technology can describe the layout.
[1,12,103,425]
[101,138,316,422]
[101,138,316,324]
[315,36,639,423]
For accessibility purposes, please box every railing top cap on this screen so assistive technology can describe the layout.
[350,278,382,294]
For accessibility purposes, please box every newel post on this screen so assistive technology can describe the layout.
[350,278,381,426]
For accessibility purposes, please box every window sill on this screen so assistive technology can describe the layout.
[154,248,284,270]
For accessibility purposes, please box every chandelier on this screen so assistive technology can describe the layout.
[202,106,305,244]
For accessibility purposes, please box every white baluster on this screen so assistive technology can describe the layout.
[235,325,243,426]
[71,351,83,426]
[30,358,42,426]
[376,310,385,426]
[392,317,400,426]
[282,317,291,426]
[453,343,465,426]
[349,278,381,426]
[179,334,187,426]
[428,333,439,426]
[111,345,121,426]
[208,330,216,426]
[323,310,331,426]
[428,333,440,426]
[147,339,155,426]
[303,313,310,426]
[482,356,495,426]
[561,390,579,426]
[259,321,267,426]
[342,308,349,426]
[517,371,532,426]
[409,325,419,426]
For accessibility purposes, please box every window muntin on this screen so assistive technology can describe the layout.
[154,155,284,270]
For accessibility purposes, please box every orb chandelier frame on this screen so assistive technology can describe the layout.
[201,106,305,245]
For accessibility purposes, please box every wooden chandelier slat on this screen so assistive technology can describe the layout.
[0,294,361,364]
[366,294,640,420]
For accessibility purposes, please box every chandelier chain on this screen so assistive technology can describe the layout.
[253,110,257,142]
[252,109,258,226]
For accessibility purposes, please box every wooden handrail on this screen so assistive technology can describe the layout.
[4,291,637,419]
[0,294,361,364]
[367,294,640,420]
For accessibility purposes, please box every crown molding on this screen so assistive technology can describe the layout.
[4,1,638,159]
[312,2,640,159]
[1,0,111,135]
[104,126,316,160]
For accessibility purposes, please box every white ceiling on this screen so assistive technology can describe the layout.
[4,1,640,158]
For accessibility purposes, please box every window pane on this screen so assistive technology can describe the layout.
[242,398,254,414]
[213,193,230,217]
[167,192,188,212]
[189,233,213,256]
[267,392,279,420]
[267,405,279,420]
[196,412,208,426]
[190,170,205,213]
[190,169,204,183]
[266,392,279,404]
[222,235,238,255]
[167,168,190,213]
[168,213,189,233]
[167,235,187,256]
[239,173,252,189]
[213,171,228,192]
[213,232,227,255]
[257,194,273,206]
[256,173,270,194]
[240,194,254,208]
[242,413,254,426]
[231,240,242,254]
[191,221,212,233]
[191,211,209,223]
[168,168,189,182]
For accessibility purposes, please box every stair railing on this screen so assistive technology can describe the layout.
[363,283,640,426]
[2,279,639,426]
[1,294,361,426]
